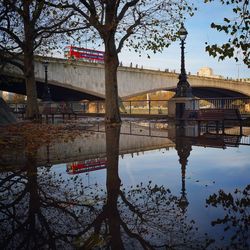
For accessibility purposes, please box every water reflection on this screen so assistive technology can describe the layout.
[206,185,250,249]
[0,151,87,248]
[74,123,208,249]
[105,124,122,249]
[0,121,249,249]
[175,122,191,214]
[1,121,249,168]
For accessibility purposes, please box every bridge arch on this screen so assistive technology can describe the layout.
[2,56,250,100]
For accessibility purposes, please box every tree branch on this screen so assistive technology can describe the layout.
[119,190,144,221]
[117,0,140,22]
[117,14,143,53]
[119,216,154,250]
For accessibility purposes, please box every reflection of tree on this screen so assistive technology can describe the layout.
[0,125,209,249]
[0,151,97,249]
[206,185,250,250]
[75,124,208,249]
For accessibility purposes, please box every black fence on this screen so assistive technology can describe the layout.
[7,97,250,118]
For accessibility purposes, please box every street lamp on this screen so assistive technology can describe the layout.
[175,23,192,98]
[42,61,51,101]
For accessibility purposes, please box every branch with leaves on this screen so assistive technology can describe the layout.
[205,0,249,67]
[206,185,250,249]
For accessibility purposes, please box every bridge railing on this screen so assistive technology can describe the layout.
[196,97,250,116]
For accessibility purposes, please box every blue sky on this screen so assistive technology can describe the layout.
[119,1,249,79]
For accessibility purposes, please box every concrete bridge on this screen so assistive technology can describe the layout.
[1,56,250,101]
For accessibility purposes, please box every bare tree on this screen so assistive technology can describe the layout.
[0,0,75,119]
[56,0,195,124]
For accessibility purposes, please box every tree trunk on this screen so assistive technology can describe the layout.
[23,1,39,120]
[23,50,39,120]
[104,34,121,124]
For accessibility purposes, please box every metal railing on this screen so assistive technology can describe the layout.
[121,100,168,115]
[196,97,250,115]
[7,97,250,118]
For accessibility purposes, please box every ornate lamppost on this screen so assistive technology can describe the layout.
[42,61,51,101]
[175,23,192,98]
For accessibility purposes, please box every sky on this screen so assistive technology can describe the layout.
[118,1,249,79]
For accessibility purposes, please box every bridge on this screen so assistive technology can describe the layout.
[1,56,250,101]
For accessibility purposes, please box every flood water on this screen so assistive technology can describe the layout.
[0,120,249,249]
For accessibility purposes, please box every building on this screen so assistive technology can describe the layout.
[197,67,223,79]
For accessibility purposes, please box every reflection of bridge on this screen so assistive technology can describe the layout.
[0,123,174,168]
[1,57,250,101]
[0,122,249,170]
[187,133,242,149]
[173,122,250,148]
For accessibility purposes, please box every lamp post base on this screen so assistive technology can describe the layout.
[168,96,198,119]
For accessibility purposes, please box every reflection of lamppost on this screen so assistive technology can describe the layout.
[42,61,51,101]
[175,23,192,98]
[178,162,189,214]
[175,124,191,214]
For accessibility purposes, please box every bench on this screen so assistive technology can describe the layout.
[39,102,77,122]
[197,109,224,122]
[222,109,242,121]
[183,109,242,122]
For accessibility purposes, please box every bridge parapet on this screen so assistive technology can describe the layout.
[2,56,250,99]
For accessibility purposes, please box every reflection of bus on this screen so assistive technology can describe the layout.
[64,45,104,62]
[66,158,107,174]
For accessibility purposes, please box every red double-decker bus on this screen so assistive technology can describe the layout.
[66,158,107,174]
[64,45,104,62]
